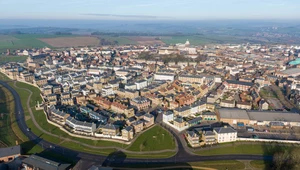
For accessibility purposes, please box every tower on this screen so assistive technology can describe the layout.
[185,39,190,47]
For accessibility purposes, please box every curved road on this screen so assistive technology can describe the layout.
[0,80,272,166]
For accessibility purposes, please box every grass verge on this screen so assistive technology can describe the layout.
[250,160,272,170]
[194,142,298,156]
[112,160,245,170]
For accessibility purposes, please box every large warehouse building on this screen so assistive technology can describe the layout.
[216,108,300,127]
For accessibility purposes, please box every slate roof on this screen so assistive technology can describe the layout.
[22,154,70,170]
[214,126,237,134]
[0,145,21,157]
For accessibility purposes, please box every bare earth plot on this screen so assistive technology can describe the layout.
[39,36,100,47]
[127,36,165,45]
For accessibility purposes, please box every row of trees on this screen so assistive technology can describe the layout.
[272,148,300,170]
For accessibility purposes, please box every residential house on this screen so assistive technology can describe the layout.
[202,130,216,145]
[76,95,86,105]
[259,99,269,110]
[220,100,235,108]
[174,117,186,129]
[93,96,112,110]
[186,131,200,147]
[34,77,48,87]
[124,89,139,99]
[65,117,96,135]
[61,92,70,99]
[236,101,252,110]
[111,101,127,114]
[122,126,134,141]
[223,80,253,91]
[213,126,237,143]
[61,98,73,106]
[163,110,174,122]
[130,96,151,110]
[202,112,217,121]
[101,124,118,136]
[135,79,148,90]
[132,120,144,133]
[143,113,154,128]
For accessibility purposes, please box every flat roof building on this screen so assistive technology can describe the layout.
[22,154,71,170]
[217,108,300,127]
[0,145,21,163]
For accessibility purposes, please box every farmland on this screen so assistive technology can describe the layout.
[0,34,50,52]
[126,36,164,45]
[99,35,137,45]
[40,36,100,47]
[0,34,83,51]
[160,35,245,45]
[0,55,28,65]
[0,33,249,52]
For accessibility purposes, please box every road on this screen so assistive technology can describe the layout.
[0,80,272,166]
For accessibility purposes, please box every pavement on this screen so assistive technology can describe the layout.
[0,80,272,167]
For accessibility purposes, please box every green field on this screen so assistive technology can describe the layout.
[0,34,81,52]
[127,125,176,152]
[0,55,28,65]
[194,142,297,156]
[0,34,51,51]
[100,35,137,45]
[161,35,243,45]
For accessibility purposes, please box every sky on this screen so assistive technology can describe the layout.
[0,0,299,20]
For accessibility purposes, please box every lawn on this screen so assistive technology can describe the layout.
[112,160,245,170]
[250,160,272,170]
[0,55,28,65]
[127,125,176,152]
[194,142,297,156]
